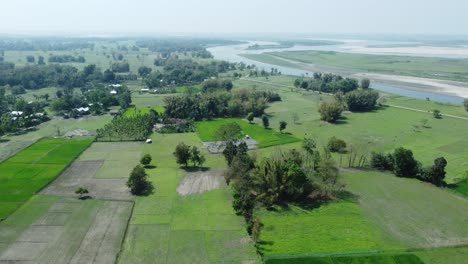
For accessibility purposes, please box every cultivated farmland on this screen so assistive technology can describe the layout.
[0,138,92,219]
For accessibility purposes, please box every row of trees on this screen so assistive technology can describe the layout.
[145,58,235,88]
[95,112,155,141]
[294,73,364,94]
[163,89,281,120]
[48,55,86,63]
[371,147,448,186]
[0,62,122,90]
[318,89,380,123]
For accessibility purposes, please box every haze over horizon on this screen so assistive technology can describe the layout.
[1,0,468,36]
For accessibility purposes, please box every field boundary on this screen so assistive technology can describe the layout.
[114,200,135,264]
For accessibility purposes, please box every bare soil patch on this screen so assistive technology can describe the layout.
[177,171,226,196]
[202,139,258,154]
[41,160,133,201]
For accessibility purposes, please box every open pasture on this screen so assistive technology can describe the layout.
[0,138,92,219]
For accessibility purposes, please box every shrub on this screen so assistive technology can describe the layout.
[464,99,468,112]
[327,136,346,153]
[140,154,152,167]
[262,115,269,129]
[393,147,419,177]
[370,152,394,170]
[319,101,342,123]
[432,109,442,118]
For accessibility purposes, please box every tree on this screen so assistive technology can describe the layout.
[432,109,442,119]
[318,101,342,123]
[223,141,248,167]
[127,165,149,195]
[190,146,205,167]
[292,113,299,124]
[173,142,192,167]
[464,99,468,112]
[370,152,394,171]
[246,112,254,123]
[344,89,379,111]
[140,154,152,167]
[393,147,419,177]
[261,115,269,129]
[279,120,287,133]
[423,157,447,186]
[250,217,264,242]
[138,66,152,78]
[327,136,347,153]
[361,78,370,89]
[317,157,342,196]
[302,137,319,169]
[75,187,89,199]
[37,56,45,65]
[26,55,35,63]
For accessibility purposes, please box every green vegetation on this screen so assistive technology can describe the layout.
[0,138,92,219]
[118,133,258,263]
[264,253,424,264]
[243,51,468,82]
[196,118,300,148]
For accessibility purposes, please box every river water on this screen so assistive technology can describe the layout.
[208,41,466,104]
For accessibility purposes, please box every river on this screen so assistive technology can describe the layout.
[208,41,466,104]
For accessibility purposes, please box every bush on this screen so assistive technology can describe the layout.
[344,89,379,111]
[370,152,394,170]
[393,147,419,177]
[319,101,342,123]
[327,136,346,153]
[464,99,468,112]
[140,154,152,167]
[432,109,442,118]
[262,115,269,129]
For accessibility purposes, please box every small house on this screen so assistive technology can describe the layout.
[110,90,118,95]
[141,88,150,93]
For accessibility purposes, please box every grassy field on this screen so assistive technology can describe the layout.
[257,202,401,256]
[196,118,300,148]
[264,253,424,264]
[237,77,468,183]
[242,51,468,82]
[118,133,258,263]
[344,170,468,249]
[123,106,165,118]
[0,138,92,219]
[0,195,132,263]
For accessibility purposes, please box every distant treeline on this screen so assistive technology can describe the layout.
[135,38,242,54]
[49,55,86,63]
[0,39,94,51]
[146,58,235,87]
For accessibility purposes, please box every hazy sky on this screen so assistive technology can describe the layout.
[1,0,467,35]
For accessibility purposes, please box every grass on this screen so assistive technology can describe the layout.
[242,51,468,82]
[0,138,92,219]
[344,170,468,249]
[118,133,258,263]
[256,202,399,256]
[236,76,468,183]
[195,118,300,148]
[123,106,165,118]
[264,253,424,264]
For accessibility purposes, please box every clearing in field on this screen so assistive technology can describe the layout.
[0,195,132,264]
[0,138,93,219]
[177,171,226,196]
[196,118,300,148]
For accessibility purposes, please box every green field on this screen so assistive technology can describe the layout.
[242,51,468,82]
[344,170,468,249]
[257,202,400,256]
[196,118,301,148]
[123,106,165,118]
[238,77,468,183]
[0,138,92,219]
[118,133,258,263]
[264,253,424,264]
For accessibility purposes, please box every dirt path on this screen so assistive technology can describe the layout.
[177,171,226,196]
